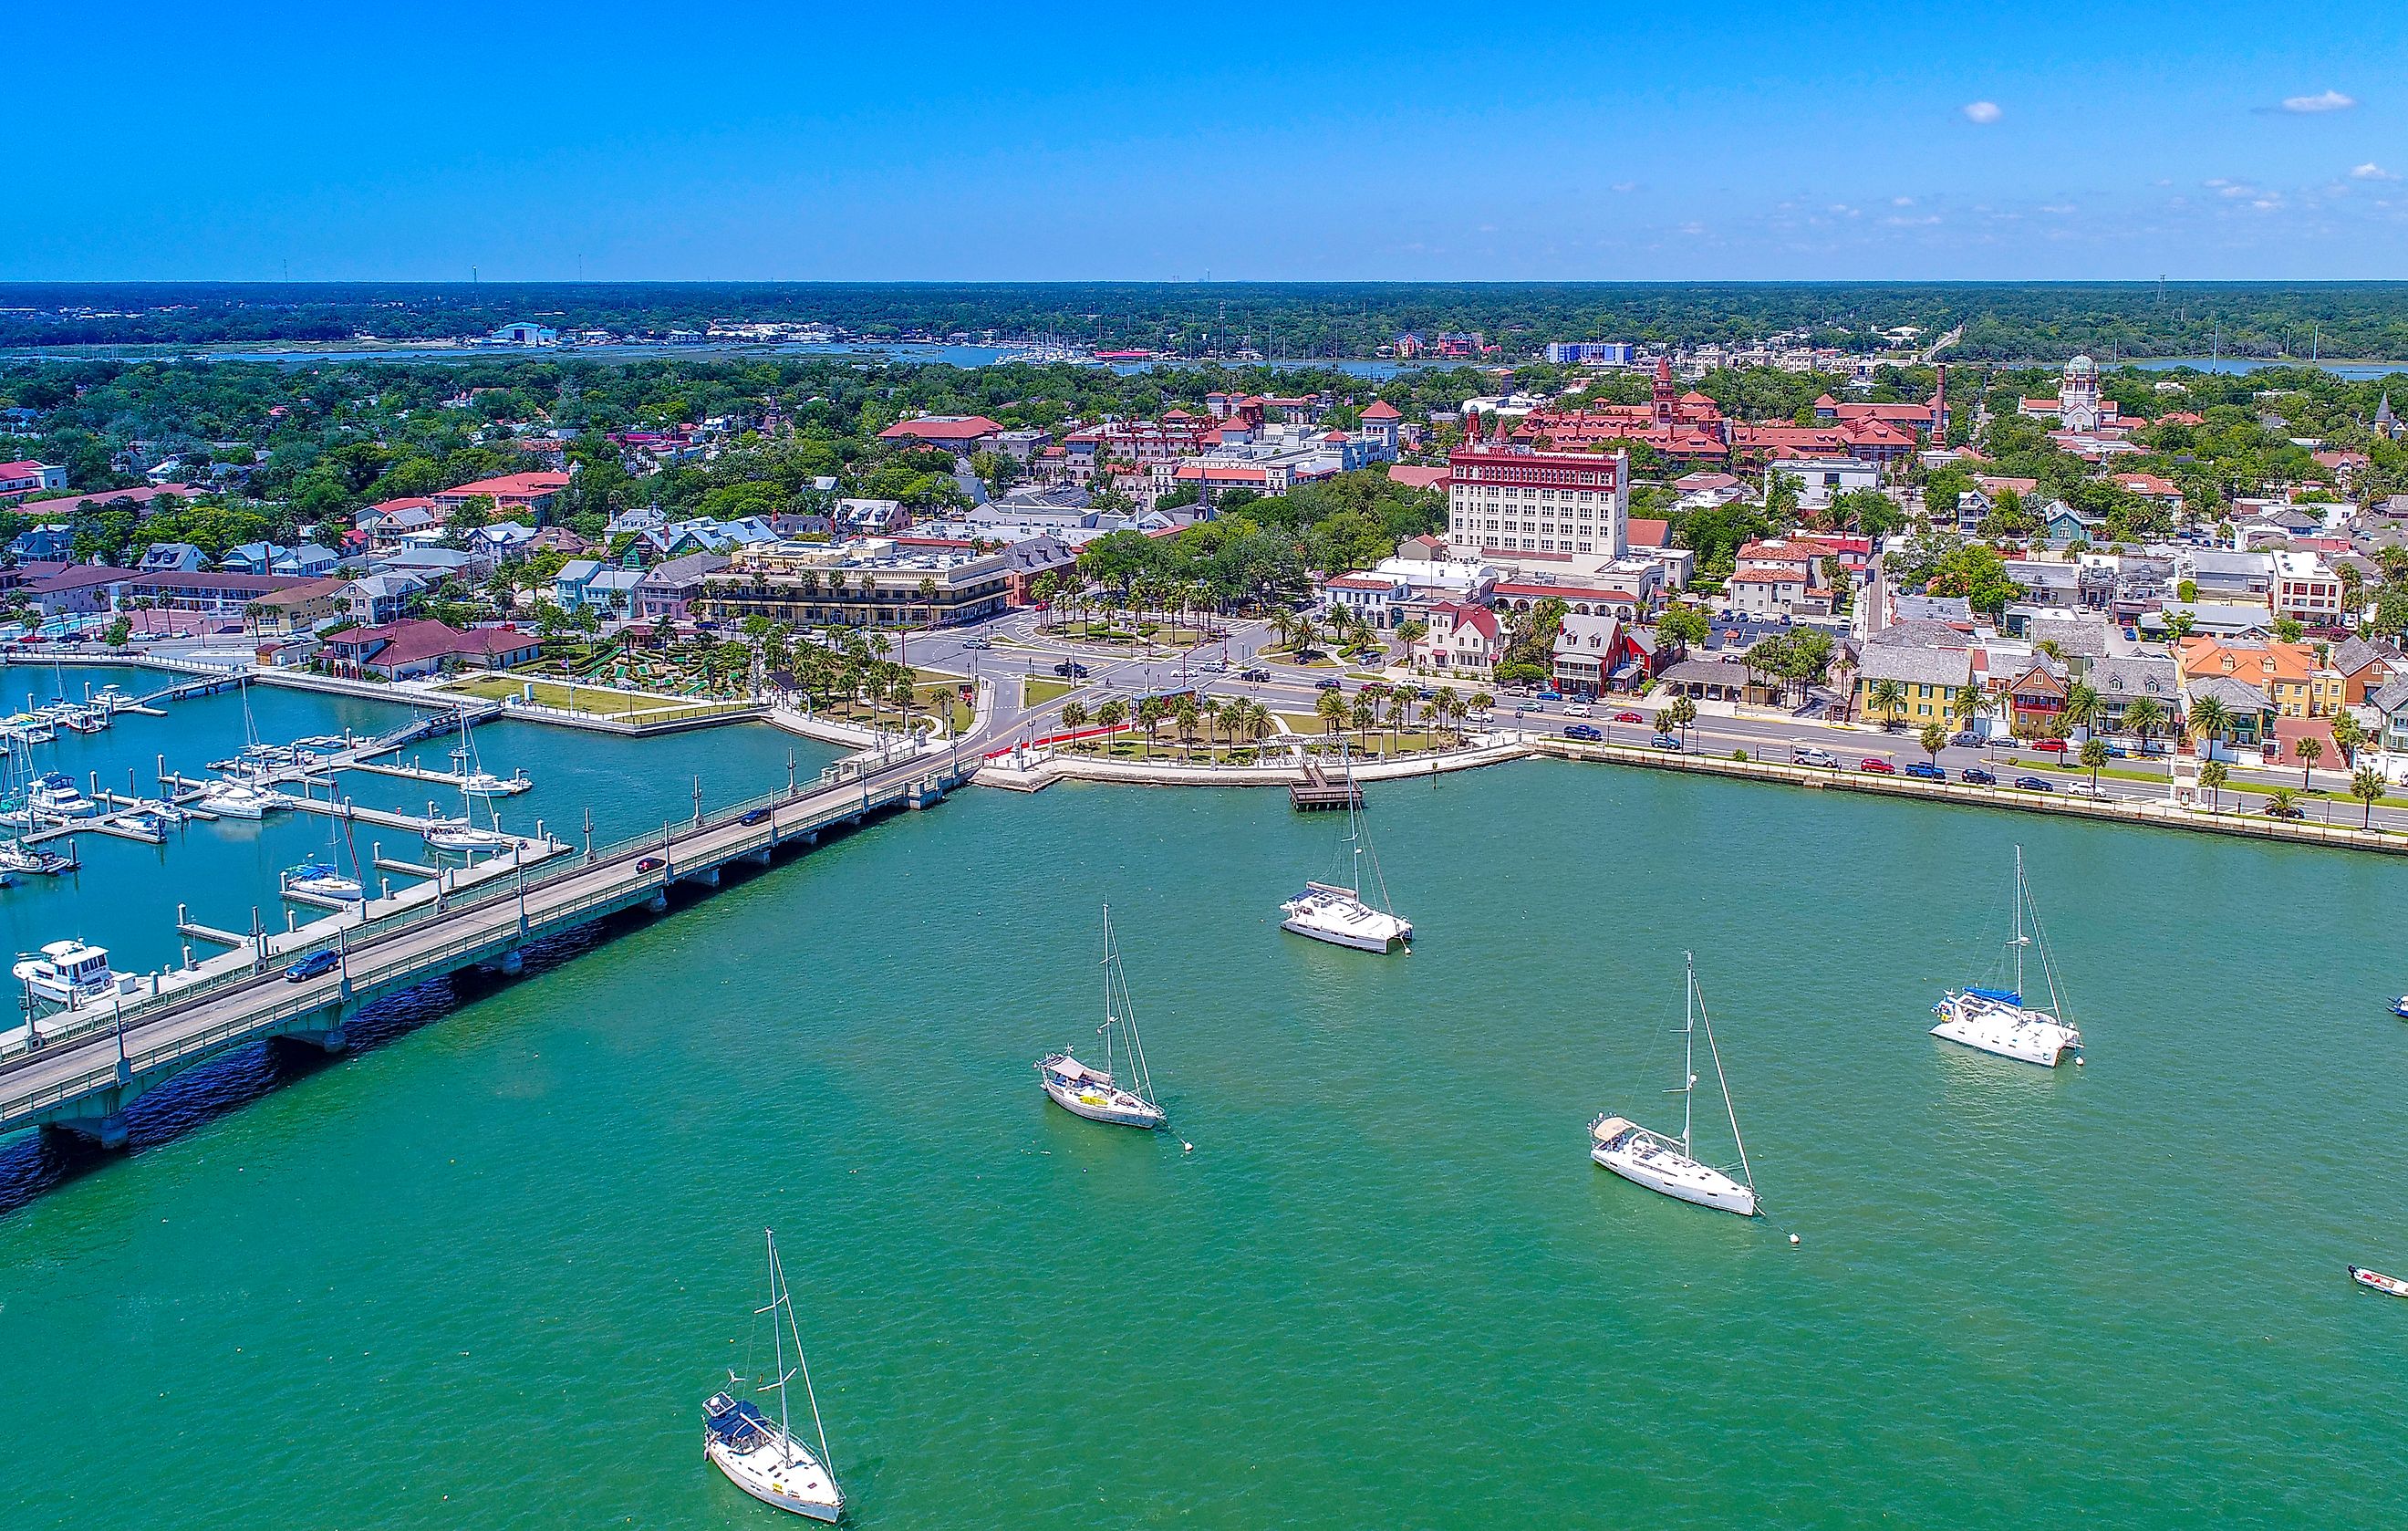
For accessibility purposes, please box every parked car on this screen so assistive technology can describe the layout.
[738,807,772,826]
[2030,738,2068,753]
[636,856,667,873]
[1564,724,1604,741]
[1562,702,1593,717]
[2263,797,2307,819]
[1859,757,1896,775]
[284,949,341,984]
[2063,782,2110,799]
[1904,762,1947,781]
[1240,667,1271,682]
[2013,776,2053,792]
[1960,766,1998,786]
[1314,677,1344,691]
[1053,661,1089,678]
[1948,731,1981,747]
[1790,745,1839,768]
[961,636,991,650]
[1650,733,1681,750]
[2101,740,2129,758]
[1415,687,1437,701]
[1536,689,1562,702]
[1612,710,1645,724]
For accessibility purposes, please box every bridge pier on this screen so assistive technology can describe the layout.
[283,1024,348,1053]
[45,1112,129,1151]
[685,866,721,887]
[644,890,669,914]
[745,846,773,867]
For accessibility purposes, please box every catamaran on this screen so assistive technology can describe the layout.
[703,1230,844,1522]
[194,779,279,819]
[1036,904,1166,1130]
[1931,846,2082,1068]
[1589,953,1759,1218]
[1279,758,1410,953]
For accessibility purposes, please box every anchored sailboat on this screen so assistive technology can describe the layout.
[1036,904,1166,1130]
[703,1230,844,1522]
[1279,757,1410,953]
[1589,953,1759,1217]
[1930,846,2082,1068]
[423,710,514,852]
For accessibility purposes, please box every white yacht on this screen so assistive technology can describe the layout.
[13,940,120,1007]
[28,772,99,819]
[1589,954,1759,1218]
[194,780,277,819]
[424,819,513,852]
[1279,763,1410,953]
[1931,847,2082,1068]
[703,1231,844,1522]
[284,861,365,901]
[1036,905,1166,1130]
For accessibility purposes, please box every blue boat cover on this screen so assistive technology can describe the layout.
[1966,986,2023,1004]
[705,1396,776,1449]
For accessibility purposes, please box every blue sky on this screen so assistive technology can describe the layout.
[13,3,2407,282]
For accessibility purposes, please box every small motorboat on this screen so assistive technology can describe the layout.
[2349,1265,2408,1298]
[2391,996,2408,1020]
[13,939,121,1007]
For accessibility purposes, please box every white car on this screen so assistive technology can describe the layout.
[960,636,991,650]
[1790,745,1839,768]
[1562,702,1593,717]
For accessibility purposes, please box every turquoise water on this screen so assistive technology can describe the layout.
[2,755,2405,1526]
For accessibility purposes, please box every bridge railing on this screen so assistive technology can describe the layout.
[0,762,952,1099]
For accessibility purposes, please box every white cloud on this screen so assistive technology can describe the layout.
[1891,195,1916,206]
[1611,182,1642,193]
[2279,89,2356,114]
[2352,162,2399,181]
[1961,100,2002,124]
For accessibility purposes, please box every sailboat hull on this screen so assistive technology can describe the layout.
[1591,1140,1759,1216]
[706,1436,843,1522]
[1930,995,2081,1067]
[1040,1077,1165,1129]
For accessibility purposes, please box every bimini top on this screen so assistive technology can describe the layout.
[1965,986,2023,1005]
[704,1393,777,1450]
[1040,1053,1100,1083]
[1589,1115,1639,1144]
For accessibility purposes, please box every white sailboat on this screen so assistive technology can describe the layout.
[1279,758,1410,953]
[1930,846,2082,1068]
[703,1230,844,1523]
[1035,904,1167,1130]
[424,715,515,852]
[1589,953,1759,1218]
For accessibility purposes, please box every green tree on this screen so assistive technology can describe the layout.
[1919,720,1948,766]
[2198,758,2228,813]
[1662,693,1698,745]
[2121,694,2166,755]
[2080,736,2110,789]
[2294,734,2323,784]
[2185,694,2230,757]
[1654,605,1710,651]
[2351,766,2386,828]
[1136,694,1168,757]
[1869,678,1906,731]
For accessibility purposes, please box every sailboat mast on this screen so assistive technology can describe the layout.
[763,1229,793,1469]
[2012,846,2027,997]
[1680,953,1697,1155]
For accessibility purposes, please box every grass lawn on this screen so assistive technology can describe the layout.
[444,674,741,721]
[1022,677,1082,707]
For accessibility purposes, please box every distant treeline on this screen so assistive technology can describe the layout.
[9,282,2408,360]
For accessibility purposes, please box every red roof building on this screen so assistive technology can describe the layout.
[318,620,542,680]
[431,472,572,512]
[877,415,1005,448]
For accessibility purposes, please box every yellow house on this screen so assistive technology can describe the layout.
[1853,644,1976,724]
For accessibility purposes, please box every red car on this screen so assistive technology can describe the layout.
[2031,738,2067,752]
[1858,757,1896,775]
[1612,711,1645,724]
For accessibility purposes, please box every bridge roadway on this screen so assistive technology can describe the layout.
[0,750,970,1150]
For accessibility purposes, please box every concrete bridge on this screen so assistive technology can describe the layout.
[0,753,970,1151]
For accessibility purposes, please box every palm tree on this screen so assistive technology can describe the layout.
[2294,734,2323,785]
[2351,765,2386,828]
[1060,699,1089,745]
[2265,786,2304,819]
[1663,693,1698,746]
[2185,694,2231,759]
[1348,692,1378,752]
[1170,693,1200,757]
[1868,678,1906,731]
[1095,697,1128,748]
[1315,689,1348,739]
[1200,694,1225,747]
[2331,710,2364,766]
[1136,695,1168,757]
[2062,683,2102,736]
[1384,688,1411,750]
[1920,721,1947,766]
[1434,685,1464,743]
[2198,758,2228,813]
[2121,695,2166,757]
[2080,736,2110,789]
[1950,684,1984,734]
